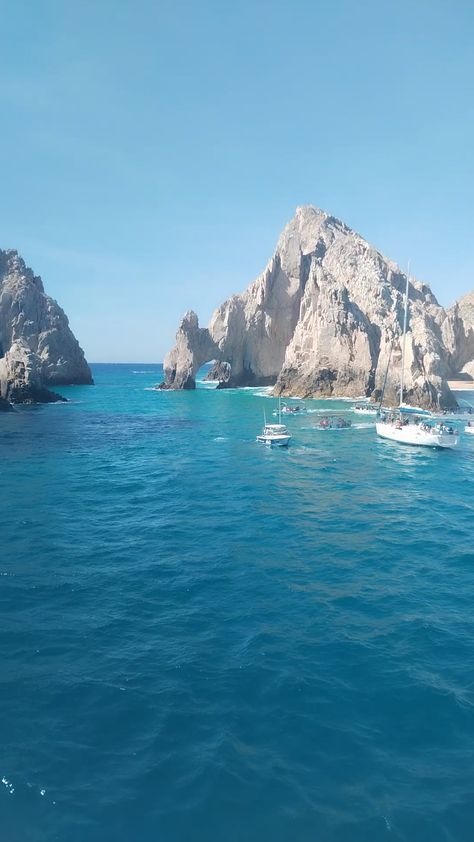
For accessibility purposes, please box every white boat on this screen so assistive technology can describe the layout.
[257,398,292,447]
[377,414,459,449]
[465,422,474,436]
[376,267,459,449]
[256,422,292,446]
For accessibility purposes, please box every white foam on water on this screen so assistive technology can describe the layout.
[311,426,353,432]
[2,776,14,795]
[196,380,218,389]
[306,408,353,414]
[252,388,274,398]
[213,436,229,442]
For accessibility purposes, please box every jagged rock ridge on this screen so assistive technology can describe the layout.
[0,249,92,405]
[161,206,474,409]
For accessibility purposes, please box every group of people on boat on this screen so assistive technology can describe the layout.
[318,416,351,429]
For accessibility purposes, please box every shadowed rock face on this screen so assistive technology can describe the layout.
[0,249,92,405]
[162,206,472,408]
[204,360,232,384]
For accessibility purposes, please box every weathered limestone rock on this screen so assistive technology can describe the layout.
[161,206,473,409]
[442,291,474,381]
[0,249,92,405]
[160,310,219,389]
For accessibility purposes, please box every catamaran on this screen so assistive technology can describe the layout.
[257,397,292,447]
[376,269,460,449]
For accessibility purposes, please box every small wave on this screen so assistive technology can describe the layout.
[306,408,353,414]
[324,394,367,402]
[213,436,229,442]
[312,426,353,432]
[252,389,274,398]
[196,380,218,389]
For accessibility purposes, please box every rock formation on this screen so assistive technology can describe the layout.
[162,206,474,409]
[204,360,232,384]
[0,249,92,406]
[443,291,474,380]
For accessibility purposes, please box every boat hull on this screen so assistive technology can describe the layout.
[256,434,291,447]
[376,422,459,449]
[465,426,474,436]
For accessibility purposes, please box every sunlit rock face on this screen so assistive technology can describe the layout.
[442,291,474,380]
[162,206,472,408]
[0,249,92,405]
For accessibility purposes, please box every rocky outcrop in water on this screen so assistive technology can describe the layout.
[0,249,92,405]
[204,360,232,384]
[162,206,473,408]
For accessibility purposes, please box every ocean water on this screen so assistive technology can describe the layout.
[1,363,474,842]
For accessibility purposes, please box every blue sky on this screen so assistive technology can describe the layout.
[1,0,473,361]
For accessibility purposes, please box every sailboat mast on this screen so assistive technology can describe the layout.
[399,263,410,407]
[278,395,282,424]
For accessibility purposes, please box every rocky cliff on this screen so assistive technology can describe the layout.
[443,291,474,380]
[161,206,474,409]
[0,249,92,406]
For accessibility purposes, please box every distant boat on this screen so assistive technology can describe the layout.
[353,404,377,416]
[376,268,460,449]
[465,422,474,436]
[317,416,351,429]
[257,398,292,447]
[431,404,474,423]
[273,402,306,416]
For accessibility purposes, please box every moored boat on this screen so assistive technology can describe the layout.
[376,412,459,449]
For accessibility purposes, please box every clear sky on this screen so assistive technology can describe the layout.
[1,0,473,362]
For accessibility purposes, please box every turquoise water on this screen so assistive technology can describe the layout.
[2,363,474,842]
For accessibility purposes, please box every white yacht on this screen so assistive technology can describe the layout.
[377,413,459,449]
[376,268,459,449]
[257,398,292,447]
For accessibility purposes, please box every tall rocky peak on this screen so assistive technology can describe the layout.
[0,249,92,406]
[161,206,473,408]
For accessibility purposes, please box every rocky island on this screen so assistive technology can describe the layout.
[0,249,92,409]
[161,206,474,408]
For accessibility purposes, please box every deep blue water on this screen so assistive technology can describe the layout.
[1,363,474,842]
